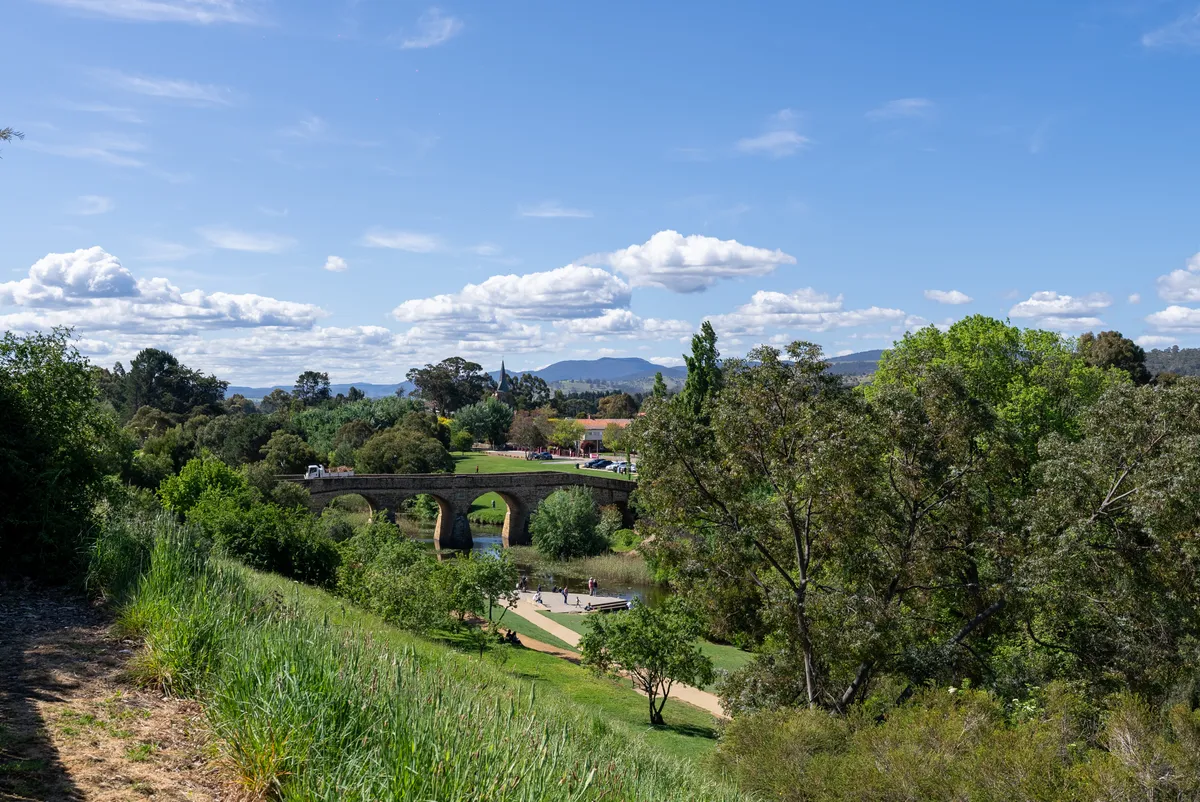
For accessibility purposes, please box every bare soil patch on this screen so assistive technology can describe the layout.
[0,581,229,801]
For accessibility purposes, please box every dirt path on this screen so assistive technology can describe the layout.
[506,600,730,720]
[0,582,228,801]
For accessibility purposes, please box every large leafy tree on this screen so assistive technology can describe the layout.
[453,397,513,448]
[580,599,714,725]
[259,430,319,473]
[1078,329,1151,385]
[509,373,551,410]
[293,370,332,406]
[598,392,638,418]
[0,328,121,580]
[530,487,605,560]
[509,409,553,450]
[406,356,494,415]
[355,428,454,474]
[123,348,227,418]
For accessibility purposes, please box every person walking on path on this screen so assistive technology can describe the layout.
[562,585,569,604]
[588,576,596,596]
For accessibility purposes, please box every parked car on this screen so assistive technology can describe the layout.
[608,461,628,473]
[583,458,611,469]
[532,451,553,460]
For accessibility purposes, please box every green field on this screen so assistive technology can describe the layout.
[544,611,754,690]
[454,453,633,481]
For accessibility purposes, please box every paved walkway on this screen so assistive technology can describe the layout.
[503,593,729,719]
[518,588,627,614]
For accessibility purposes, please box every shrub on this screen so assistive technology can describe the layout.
[336,521,450,632]
[186,489,339,587]
[449,428,474,453]
[258,430,318,473]
[530,487,605,560]
[159,454,249,515]
[596,505,624,545]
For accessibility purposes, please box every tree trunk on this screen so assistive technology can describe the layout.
[648,693,664,725]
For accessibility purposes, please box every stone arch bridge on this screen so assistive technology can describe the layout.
[282,471,634,550]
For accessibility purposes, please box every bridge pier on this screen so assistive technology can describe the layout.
[433,497,473,551]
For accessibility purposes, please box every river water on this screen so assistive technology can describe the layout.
[397,515,666,607]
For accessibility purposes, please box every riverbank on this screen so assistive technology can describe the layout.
[92,517,741,796]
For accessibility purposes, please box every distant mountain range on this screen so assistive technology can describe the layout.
[227,350,884,400]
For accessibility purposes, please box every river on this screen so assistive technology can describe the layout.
[397,515,666,607]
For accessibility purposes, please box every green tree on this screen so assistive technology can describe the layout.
[651,371,668,399]
[124,348,227,418]
[259,388,293,414]
[1078,329,1152,385]
[294,370,332,406]
[356,428,454,474]
[510,409,553,451]
[598,392,638,418]
[346,385,366,402]
[679,321,722,418]
[0,328,121,579]
[449,428,474,453]
[158,454,250,515]
[530,487,605,560]
[454,397,513,448]
[601,422,629,453]
[550,418,585,450]
[406,356,494,415]
[259,430,319,473]
[510,373,551,410]
[580,598,714,725]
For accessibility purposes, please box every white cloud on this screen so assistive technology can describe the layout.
[323,255,348,273]
[1136,334,1178,348]
[553,308,692,339]
[362,229,441,252]
[36,0,258,24]
[518,201,593,219]
[736,109,809,157]
[29,134,146,167]
[470,243,502,257]
[1155,252,1200,302]
[1128,293,1141,304]
[281,115,327,138]
[1145,305,1200,332]
[709,288,906,335]
[395,7,463,49]
[1142,9,1200,48]
[64,102,143,123]
[1008,290,1111,330]
[394,264,631,322]
[199,226,295,253]
[594,230,796,293]
[70,194,114,215]
[94,68,235,105]
[924,289,972,305]
[0,247,325,336]
[736,130,809,157]
[0,247,137,306]
[867,97,935,121]
[649,355,686,368]
[138,240,199,261]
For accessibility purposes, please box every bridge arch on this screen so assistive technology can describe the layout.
[294,471,634,552]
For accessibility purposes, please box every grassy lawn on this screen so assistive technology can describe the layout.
[485,605,574,651]
[454,453,632,481]
[246,570,721,765]
[544,611,754,690]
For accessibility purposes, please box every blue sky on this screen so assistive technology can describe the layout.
[3,0,1200,383]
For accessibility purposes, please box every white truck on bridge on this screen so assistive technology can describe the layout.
[303,465,355,480]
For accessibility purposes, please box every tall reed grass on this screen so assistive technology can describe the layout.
[94,514,743,801]
[509,547,655,587]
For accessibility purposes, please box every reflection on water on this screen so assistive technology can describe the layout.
[397,514,665,607]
